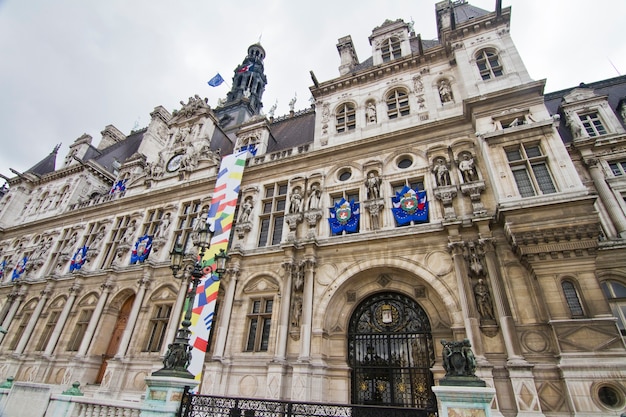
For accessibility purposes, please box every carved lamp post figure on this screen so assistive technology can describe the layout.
[152,223,229,379]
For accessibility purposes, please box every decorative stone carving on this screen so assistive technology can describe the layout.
[438,79,454,104]
[306,183,321,211]
[364,199,384,230]
[440,339,486,387]
[365,171,381,200]
[432,157,451,187]
[458,152,478,183]
[434,185,457,220]
[365,101,377,124]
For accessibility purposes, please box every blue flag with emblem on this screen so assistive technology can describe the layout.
[329,198,360,235]
[391,186,428,226]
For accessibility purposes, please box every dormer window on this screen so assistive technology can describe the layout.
[381,37,401,63]
[386,89,410,119]
[336,103,356,133]
[476,49,503,80]
[578,112,607,137]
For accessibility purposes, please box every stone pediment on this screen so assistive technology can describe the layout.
[562,87,601,104]
[243,277,279,294]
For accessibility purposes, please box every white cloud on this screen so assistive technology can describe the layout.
[1,0,624,178]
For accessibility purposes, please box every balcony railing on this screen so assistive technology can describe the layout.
[178,391,437,417]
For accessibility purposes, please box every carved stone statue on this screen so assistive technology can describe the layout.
[238,197,254,223]
[366,102,377,124]
[155,212,172,239]
[289,188,303,214]
[459,154,478,183]
[474,279,495,320]
[365,171,381,199]
[438,79,453,103]
[306,184,321,210]
[433,158,451,186]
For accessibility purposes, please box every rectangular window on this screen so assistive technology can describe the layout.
[9,313,31,350]
[173,200,204,254]
[144,304,173,352]
[258,184,286,247]
[506,144,557,198]
[36,310,60,351]
[101,215,137,268]
[67,309,93,351]
[609,160,626,176]
[245,298,273,352]
[578,112,607,137]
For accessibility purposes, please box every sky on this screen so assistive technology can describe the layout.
[1,0,625,181]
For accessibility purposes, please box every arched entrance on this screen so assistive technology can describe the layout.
[348,292,437,413]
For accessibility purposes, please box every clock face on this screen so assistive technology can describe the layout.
[167,154,183,172]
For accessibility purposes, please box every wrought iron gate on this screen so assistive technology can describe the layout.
[348,292,437,415]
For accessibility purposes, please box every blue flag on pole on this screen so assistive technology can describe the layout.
[208,73,224,87]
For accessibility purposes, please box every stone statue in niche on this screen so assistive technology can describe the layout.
[289,187,303,214]
[459,153,478,183]
[474,279,495,320]
[238,197,254,223]
[432,158,451,187]
[438,79,453,104]
[291,295,303,328]
[366,102,377,124]
[155,212,172,239]
[306,184,321,210]
[121,220,137,244]
[365,171,381,199]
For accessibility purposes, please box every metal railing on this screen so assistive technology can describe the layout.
[178,389,437,417]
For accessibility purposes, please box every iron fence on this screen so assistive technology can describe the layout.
[178,388,437,417]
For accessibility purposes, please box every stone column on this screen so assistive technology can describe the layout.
[0,290,25,345]
[274,259,295,362]
[77,278,113,357]
[447,240,485,358]
[14,282,53,355]
[115,273,151,358]
[298,256,316,361]
[212,266,240,359]
[479,238,525,363]
[44,282,81,356]
[587,158,626,237]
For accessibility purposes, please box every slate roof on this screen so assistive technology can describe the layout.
[267,109,316,153]
[25,144,60,176]
[544,75,626,143]
[453,2,490,25]
[85,129,145,173]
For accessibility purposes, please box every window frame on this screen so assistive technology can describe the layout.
[335,102,356,133]
[386,88,410,119]
[476,49,504,80]
[609,160,626,176]
[245,297,274,352]
[143,303,173,352]
[578,112,607,137]
[561,279,586,318]
[258,184,287,247]
[381,37,402,63]
[66,308,94,352]
[601,280,626,336]
[505,143,557,198]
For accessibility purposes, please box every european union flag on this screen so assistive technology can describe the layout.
[208,73,224,87]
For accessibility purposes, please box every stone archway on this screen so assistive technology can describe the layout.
[348,291,437,413]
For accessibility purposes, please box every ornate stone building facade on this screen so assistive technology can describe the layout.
[0,1,625,415]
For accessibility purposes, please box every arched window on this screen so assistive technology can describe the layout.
[386,89,410,119]
[601,280,626,336]
[381,37,402,62]
[336,103,356,133]
[476,49,503,80]
[562,280,585,318]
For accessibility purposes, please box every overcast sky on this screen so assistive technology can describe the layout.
[1,0,625,181]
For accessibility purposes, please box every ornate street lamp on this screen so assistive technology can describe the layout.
[152,224,227,379]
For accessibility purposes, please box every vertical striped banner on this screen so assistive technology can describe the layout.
[187,149,247,383]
